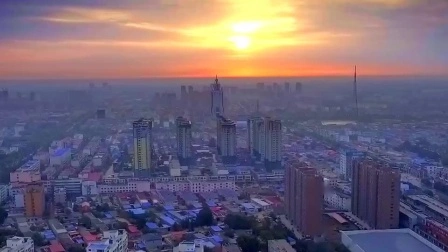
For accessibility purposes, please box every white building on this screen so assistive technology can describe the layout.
[176,117,192,165]
[174,240,204,252]
[339,150,364,180]
[170,159,182,177]
[86,229,128,252]
[425,165,443,178]
[82,181,99,196]
[133,118,153,174]
[324,191,351,211]
[1,236,34,252]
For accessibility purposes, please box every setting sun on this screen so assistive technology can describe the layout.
[229,35,251,50]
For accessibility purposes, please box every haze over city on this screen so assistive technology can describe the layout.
[1,0,447,79]
[1,1,448,252]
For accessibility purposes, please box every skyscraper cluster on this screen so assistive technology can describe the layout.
[217,115,236,165]
[133,118,153,177]
[176,116,192,166]
[248,117,282,171]
[351,159,400,229]
[285,163,324,237]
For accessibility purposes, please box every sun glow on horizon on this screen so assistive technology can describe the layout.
[229,35,251,50]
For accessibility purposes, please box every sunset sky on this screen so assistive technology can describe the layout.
[0,0,447,79]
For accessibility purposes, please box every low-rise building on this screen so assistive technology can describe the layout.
[86,229,128,252]
[173,240,204,252]
[0,236,34,252]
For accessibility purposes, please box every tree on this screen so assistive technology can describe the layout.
[31,232,46,246]
[224,214,254,230]
[79,216,92,229]
[68,246,86,252]
[424,189,434,197]
[195,206,214,227]
[0,207,8,225]
[237,235,260,252]
[73,204,80,213]
[224,229,235,238]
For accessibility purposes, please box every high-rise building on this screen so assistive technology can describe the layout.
[251,117,282,170]
[24,182,45,217]
[188,85,194,94]
[295,82,302,93]
[285,163,323,237]
[284,82,290,93]
[351,159,400,229]
[263,118,282,171]
[247,117,263,159]
[176,116,192,166]
[256,82,265,92]
[217,115,236,164]
[133,118,153,177]
[340,149,365,180]
[210,76,224,116]
[180,85,187,101]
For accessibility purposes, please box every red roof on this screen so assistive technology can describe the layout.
[81,232,98,242]
[49,243,65,252]
[128,225,140,234]
[87,172,102,182]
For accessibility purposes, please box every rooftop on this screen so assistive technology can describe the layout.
[341,229,443,252]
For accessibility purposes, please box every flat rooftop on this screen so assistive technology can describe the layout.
[342,229,443,252]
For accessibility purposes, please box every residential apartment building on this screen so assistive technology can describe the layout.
[285,163,324,237]
[24,183,45,217]
[352,159,400,229]
[133,118,153,177]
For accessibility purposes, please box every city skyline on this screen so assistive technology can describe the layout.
[1,0,447,79]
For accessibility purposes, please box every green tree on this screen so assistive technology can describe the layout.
[224,214,254,230]
[0,207,8,225]
[31,232,46,246]
[237,235,260,252]
[195,206,214,226]
[68,246,86,252]
[79,216,92,229]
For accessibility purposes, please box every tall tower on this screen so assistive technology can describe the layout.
[210,75,224,116]
[176,116,192,166]
[354,66,359,119]
[180,85,187,102]
[264,118,282,171]
[352,159,400,229]
[217,115,236,164]
[133,118,153,177]
[285,163,323,237]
